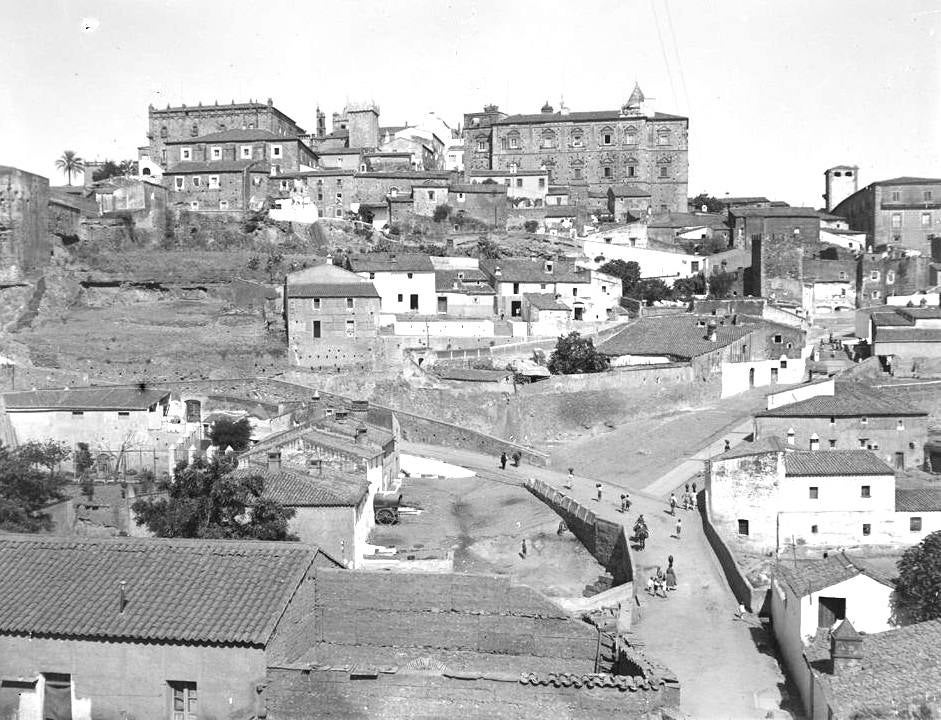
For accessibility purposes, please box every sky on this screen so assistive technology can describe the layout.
[2,0,939,206]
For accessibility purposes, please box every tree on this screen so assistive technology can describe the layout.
[208,417,253,452]
[476,236,501,259]
[673,273,707,299]
[707,268,736,299]
[131,456,296,541]
[92,160,120,182]
[524,220,540,233]
[357,206,375,225]
[17,440,71,483]
[892,530,941,625]
[75,442,94,499]
[631,278,672,306]
[599,259,641,295]
[55,150,84,186]
[0,442,70,532]
[689,193,725,213]
[547,332,611,375]
[432,204,451,223]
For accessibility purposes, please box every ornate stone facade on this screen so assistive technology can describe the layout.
[463,85,689,214]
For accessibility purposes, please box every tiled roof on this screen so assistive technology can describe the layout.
[648,212,728,230]
[468,169,548,177]
[609,184,652,197]
[713,436,786,461]
[166,128,294,144]
[898,306,941,320]
[812,618,941,717]
[871,310,912,327]
[151,101,302,129]
[784,450,895,476]
[230,465,369,507]
[286,282,380,299]
[597,315,753,359]
[481,258,590,283]
[3,387,170,411]
[165,160,270,174]
[347,253,435,273]
[272,169,356,178]
[875,327,941,343]
[493,110,687,125]
[524,293,570,311]
[873,176,941,186]
[756,384,926,418]
[730,206,820,218]
[895,487,941,512]
[0,534,321,646]
[774,551,891,598]
[546,186,569,195]
[356,170,451,180]
[723,196,770,205]
[434,269,495,294]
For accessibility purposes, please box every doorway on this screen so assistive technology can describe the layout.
[818,596,846,628]
[895,452,905,469]
[410,294,419,311]
[437,296,447,314]
[574,306,584,321]
[770,367,778,384]
[748,367,755,388]
[511,300,522,317]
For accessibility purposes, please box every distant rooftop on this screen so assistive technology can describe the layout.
[347,253,435,273]
[231,464,369,507]
[756,383,926,418]
[3,387,170,412]
[166,128,300,145]
[598,314,753,360]
[784,450,895,477]
[774,551,892,598]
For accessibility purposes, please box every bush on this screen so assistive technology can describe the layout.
[433,204,451,223]
[524,220,539,233]
[547,332,610,375]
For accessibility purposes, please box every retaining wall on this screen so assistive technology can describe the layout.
[698,489,767,613]
[520,363,692,395]
[525,478,633,586]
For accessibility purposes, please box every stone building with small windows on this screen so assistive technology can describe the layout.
[146,98,306,170]
[283,264,382,370]
[833,176,941,254]
[463,84,688,214]
[856,251,932,307]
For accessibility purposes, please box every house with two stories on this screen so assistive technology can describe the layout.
[346,253,437,316]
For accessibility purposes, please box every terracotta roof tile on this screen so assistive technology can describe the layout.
[3,387,170,411]
[598,315,753,359]
[231,465,369,507]
[774,552,888,597]
[895,487,941,512]
[784,450,895,476]
[756,384,926,418]
[348,253,435,273]
[0,535,320,646]
[481,258,590,283]
[524,293,569,311]
[286,282,380,299]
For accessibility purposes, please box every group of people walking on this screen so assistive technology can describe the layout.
[669,481,697,515]
[646,556,678,597]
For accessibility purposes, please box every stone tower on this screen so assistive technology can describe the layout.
[824,165,859,211]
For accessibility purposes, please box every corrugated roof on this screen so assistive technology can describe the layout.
[756,384,926,418]
[895,487,941,512]
[348,253,435,273]
[784,450,895,476]
[0,535,321,646]
[231,465,369,507]
[286,282,380,299]
[3,387,170,411]
[598,315,753,359]
[524,293,570,311]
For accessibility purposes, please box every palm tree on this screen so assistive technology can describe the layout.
[55,150,85,186]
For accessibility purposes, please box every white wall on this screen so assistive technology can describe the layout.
[721,355,807,398]
[780,474,896,514]
[585,223,649,248]
[355,270,437,315]
[270,198,320,223]
[797,574,893,641]
[436,292,494,318]
[391,318,495,338]
[584,238,707,286]
[820,228,866,251]
[7,408,166,455]
[766,377,835,410]
[887,292,940,306]
[778,508,941,550]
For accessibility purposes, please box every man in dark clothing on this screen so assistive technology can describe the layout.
[500,452,508,469]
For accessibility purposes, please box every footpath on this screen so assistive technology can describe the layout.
[403,426,788,719]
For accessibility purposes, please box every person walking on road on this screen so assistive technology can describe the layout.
[596,483,603,502]
[724,438,731,452]
[565,468,574,490]
[520,539,527,558]
[669,493,677,516]
[512,451,521,467]
[500,452,508,470]
[674,517,682,539]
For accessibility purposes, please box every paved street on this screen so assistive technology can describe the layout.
[403,402,789,719]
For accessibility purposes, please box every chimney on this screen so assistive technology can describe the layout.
[119,581,128,613]
[830,619,864,675]
[267,450,282,472]
[544,259,554,274]
[786,428,796,446]
[309,458,323,476]
[355,425,368,444]
[706,321,718,342]
[351,399,369,420]
[494,265,502,278]
[809,433,820,452]
[335,409,349,421]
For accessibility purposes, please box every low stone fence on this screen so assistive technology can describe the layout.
[698,489,766,613]
[520,363,692,395]
[525,478,633,587]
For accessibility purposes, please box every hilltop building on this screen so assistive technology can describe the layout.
[463,84,689,213]
[823,165,859,212]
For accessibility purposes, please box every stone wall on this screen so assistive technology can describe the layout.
[752,234,804,304]
[525,478,633,586]
[0,166,51,282]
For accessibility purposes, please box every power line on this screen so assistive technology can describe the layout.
[650,0,678,111]
[662,0,691,115]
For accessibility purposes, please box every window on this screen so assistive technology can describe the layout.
[891,213,902,229]
[345,319,355,337]
[886,270,895,284]
[809,486,819,499]
[504,179,511,186]
[659,165,668,178]
[839,271,847,280]
[397,294,403,302]
[508,133,520,149]
[627,165,636,178]
[211,146,222,160]
[208,176,219,189]
[780,359,788,369]
[192,176,201,188]
[830,416,836,425]
[313,320,321,338]
[160,125,168,138]
[773,334,782,343]
[625,129,637,145]
[871,290,881,299]
[219,200,229,210]
[829,439,837,449]
[572,288,578,296]
[476,140,486,151]
[603,166,612,178]
[407,272,414,279]
[270,145,282,158]
[859,438,868,448]
[312,298,321,309]
[189,201,199,210]
[573,168,583,180]
[170,681,198,720]
[911,516,923,532]
[538,178,546,188]
[689,260,700,273]
[240,145,252,159]
[862,523,871,536]
[925,190,933,201]
[458,192,465,203]
[336,192,343,200]
[117,411,130,417]
[540,130,557,149]
[368,272,375,279]
[572,131,584,148]
[334,208,342,217]
[811,524,818,534]
[657,128,671,145]
[898,419,905,430]
[737,519,749,536]
[861,417,868,425]
[72,410,84,416]
[861,485,871,498]
[347,298,354,309]
[174,177,184,190]
[180,147,192,161]
[516,178,523,187]
[922,212,932,227]
[190,123,199,137]
[891,190,901,201]
[427,190,435,200]
[512,283,520,294]
[603,132,613,146]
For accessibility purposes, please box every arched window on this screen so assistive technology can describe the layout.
[571,129,584,148]
[390,186,399,197]
[142,167,152,176]
[160,126,168,138]
[506,131,520,150]
[625,157,638,178]
[657,128,671,146]
[540,130,557,149]
[508,162,519,174]
[600,126,615,146]
[190,123,199,137]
